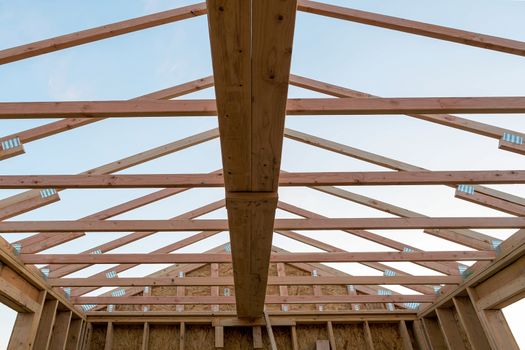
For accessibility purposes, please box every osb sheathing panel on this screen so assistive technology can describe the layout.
[221,326,292,350]
[264,326,293,349]
[148,325,180,350]
[369,323,403,350]
[116,291,143,312]
[90,324,107,349]
[185,325,215,350]
[285,263,316,311]
[333,323,368,350]
[321,284,351,311]
[112,324,143,350]
[111,262,389,312]
[296,324,329,350]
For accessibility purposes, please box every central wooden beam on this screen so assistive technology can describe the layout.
[0,170,524,188]
[2,217,525,232]
[207,0,297,318]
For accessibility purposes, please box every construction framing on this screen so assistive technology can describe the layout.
[0,0,524,349]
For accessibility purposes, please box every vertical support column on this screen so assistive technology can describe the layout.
[327,321,337,350]
[467,287,519,350]
[143,286,151,312]
[312,269,323,311]
[363,321,375,350]
[253,326,263,348]
[49,310,72,350]
[211,263,219,312]
[398,321,414,350]
[276,263,289,311]
[81,323,93,350]
[65,318,84,350]
[264,311,278,350]
[291,325,299,350]
[422,317,447,350]
[176,272,185,312]
[412,319,431,350]
[179,322,185,350]
[34,299,59,349]
[7,290,46,350]
[452,296,491,350]
[104,322,113,350]
[435,308,468,350]
[214,325,224,349]
[141,322,149,350]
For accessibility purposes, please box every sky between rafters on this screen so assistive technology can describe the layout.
[0,0,525,348]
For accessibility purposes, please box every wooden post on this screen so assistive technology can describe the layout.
[264,311,278,350]
[104,322,113,350]
[398,321,414,350]
[7,290,46,349]
[141,322,149,350]
[214,325,224,348]
[412,320,431,350]
[65,318,84,350]
[48,310,72,350]
[277,263,289,311]
[291,325,299,350]
[211,263,219,312]
[452,296,491,350]
[422,317,447,350]
[363,321,375,350]
[253,326,263,348]
[467,287,519,350]
[34,299,59,349]
[179,322,185,350]
[435,308,468,350]
[327,321,337,350]
[82,323,93,350]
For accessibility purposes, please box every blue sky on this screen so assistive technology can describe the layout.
[1,0,525,348]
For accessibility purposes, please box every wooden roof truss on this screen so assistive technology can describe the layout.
[0,3,524,348]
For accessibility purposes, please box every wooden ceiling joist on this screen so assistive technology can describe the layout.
[48,275,462,287]
[2,217,524,233]
[19,251,495,264]
[297,0,525,57]
[70,294,437,305]
[0,2,207,65]
[3,96,525,119]
[1,169,524,188]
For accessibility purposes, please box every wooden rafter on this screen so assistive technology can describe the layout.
[297,0,525,56]
[0,3,207,65]
[289,74,525,155]
[0,76,214,161]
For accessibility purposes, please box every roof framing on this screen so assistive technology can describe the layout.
[0,0,524,326]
